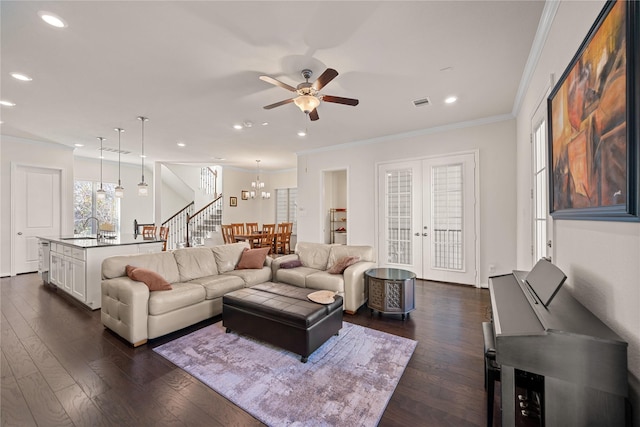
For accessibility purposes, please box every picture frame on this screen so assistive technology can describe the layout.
[547,0,639,221]
[230,196,237,207]
[241,190,249,200]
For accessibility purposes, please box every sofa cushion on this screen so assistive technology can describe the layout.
[327,256,360,274]
[274,266,319,287]
[295,242,334,270]
[173,247,218,281]
[327,245,375,266]
[212,242,250,273]
[188,275,245,299]
[236,247,270,270]
[103,252,180,283]
[306,271,345,294]
[126,265,172,291]
[224,266,272,287]
[148,282,206,316]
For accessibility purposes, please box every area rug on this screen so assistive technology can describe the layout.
[154,321,417,426]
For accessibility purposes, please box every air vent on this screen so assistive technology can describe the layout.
[100,147,131,155]
[413,97,431,107]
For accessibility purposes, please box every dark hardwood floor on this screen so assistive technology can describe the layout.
[1,273,495,426]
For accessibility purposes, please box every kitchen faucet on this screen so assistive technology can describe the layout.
[83,216,101,239]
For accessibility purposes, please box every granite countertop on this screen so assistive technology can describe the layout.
[39,234,164,248]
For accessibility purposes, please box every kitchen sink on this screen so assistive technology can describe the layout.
[60,236,97,240]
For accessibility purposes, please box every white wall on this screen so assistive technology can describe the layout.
[515,1,639,421]
[1,136,75,276]
[296,118,517,286]
[221,167,296,226]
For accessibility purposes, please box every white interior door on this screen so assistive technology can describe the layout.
[13,165,61,274]
[422,154,477,285]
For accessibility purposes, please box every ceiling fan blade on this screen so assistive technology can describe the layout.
[309,109,319,121]
[322,95,359,106]
[263,98,294,109]
[312,68,338,91]
[259,75,296,92]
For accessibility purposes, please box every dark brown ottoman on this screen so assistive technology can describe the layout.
[222,282,343,362]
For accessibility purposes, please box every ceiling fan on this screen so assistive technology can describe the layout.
[260,68,359,121]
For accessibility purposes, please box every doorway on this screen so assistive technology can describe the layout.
[377,152,478,285]
[322,169,347,244]
[12,165,62,275]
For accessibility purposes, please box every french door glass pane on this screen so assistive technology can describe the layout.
[431,164,463,270]
[385,169,411,264]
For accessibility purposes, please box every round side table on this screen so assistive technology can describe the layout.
[364,268,416,319]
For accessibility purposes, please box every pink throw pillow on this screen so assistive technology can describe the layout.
[236,247,270,270]
[327,256,360,274]
[126,265,172,291]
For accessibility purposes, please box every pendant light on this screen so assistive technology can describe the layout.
[137,116,149,196]
[114,128,125,198]
[96,137,106,200]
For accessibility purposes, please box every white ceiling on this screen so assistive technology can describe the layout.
[1,1,544,171]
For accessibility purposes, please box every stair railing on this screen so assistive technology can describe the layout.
[200,166,218,197]
[186,194,223,247]
[161,201,195,250]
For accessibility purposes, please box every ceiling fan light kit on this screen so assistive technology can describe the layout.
[260,68,359,121]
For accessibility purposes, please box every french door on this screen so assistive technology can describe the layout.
[378,152,477,285]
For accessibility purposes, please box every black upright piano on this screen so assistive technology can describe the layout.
[488,259,628,426]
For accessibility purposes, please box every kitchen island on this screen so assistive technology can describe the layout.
[38,235,164,310]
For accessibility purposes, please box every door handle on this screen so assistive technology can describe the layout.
[17,232,23,235]
[414,232,420,236]
[422,233,428,237]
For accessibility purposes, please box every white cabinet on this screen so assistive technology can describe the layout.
[43,239,163,310]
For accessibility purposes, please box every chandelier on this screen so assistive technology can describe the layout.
[250,160,270,199]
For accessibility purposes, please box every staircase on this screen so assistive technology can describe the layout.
[186,195,223,247]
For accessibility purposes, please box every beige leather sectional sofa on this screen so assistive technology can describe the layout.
[271,242,376,314]
[101,241,376,346]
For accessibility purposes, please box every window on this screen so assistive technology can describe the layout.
[74,180,120,234]
[385,168,412,265]
[532,118,548,261]
[276,188,297,234]
[431,163,463,270]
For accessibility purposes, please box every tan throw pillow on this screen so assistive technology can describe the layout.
[126,265,172,291]
[236,247,270,270]
[327,256,360,274]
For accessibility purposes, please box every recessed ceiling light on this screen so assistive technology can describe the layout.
[74,143,84,147]
[39,11,67,28]
[445,96,458,104]
[297,130,307,137]
[0,100,16,107]
[261,122,269,126]
[11,73,32,81]
[140,154,147,158]
[233,124,243,130]
[177,142,186,147]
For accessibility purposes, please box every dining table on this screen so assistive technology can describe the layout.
[234,232,265,249]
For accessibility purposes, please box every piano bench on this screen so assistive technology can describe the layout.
[483,322,500,427]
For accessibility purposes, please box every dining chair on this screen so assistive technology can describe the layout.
[259,224,276,253]
[231,223,245,236]
[159,226,169,251]
[142,225,157,239]
[245,222,259,234]
[221,224,235,244]
[275,222,292,254]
